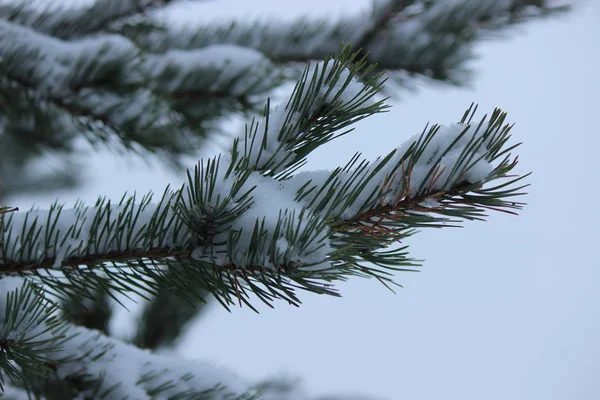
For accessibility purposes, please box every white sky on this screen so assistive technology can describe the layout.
[10,1,600,399]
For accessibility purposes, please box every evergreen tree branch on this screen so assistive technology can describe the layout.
[0,278,409,399]
[0,277,262,399]
[0,0,195,39]
[0,0,561,212]
[0,50,528,311]
[127,0,569,85]
[0,279,66,392]
[0,19,282,159]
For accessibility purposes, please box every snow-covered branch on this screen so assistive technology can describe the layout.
[0,45,527,345]
[0,0,191,38]
[130,0,569,84]
[0,277,260,399]
[0,19,281,156]
[0,0,566,206]
[0,277,391,399]
[0,92,526,309]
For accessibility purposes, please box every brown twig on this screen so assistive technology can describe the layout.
[0,247,193,274]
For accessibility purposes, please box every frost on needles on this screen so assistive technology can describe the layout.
[0,48,528,398]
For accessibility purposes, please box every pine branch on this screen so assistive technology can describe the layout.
[0,0,195,39]
[0,279,403,399]
[127,0,570,85]
[0,278,261,399]
[0,43,532,400]
[0,50,528,311]
[0,19,282,159]
[0,279,66,392]
[0,0,564,211]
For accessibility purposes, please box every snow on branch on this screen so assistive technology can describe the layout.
[301,110,513,222]
[0,278,64,391]
[0,18,189,155]
[0,277,388,399]
[0,277,260,399]
[0,19,279,99]
[130,0,569,84]
[0,19,142,96]
[0,50,528,311]
[146,44,282,99]
[0,0,186,38]
[280,105,527,274]
[0,19,281,156]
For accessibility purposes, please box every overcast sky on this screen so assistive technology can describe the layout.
[12,1,600,399]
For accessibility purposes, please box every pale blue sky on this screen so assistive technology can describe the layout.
[11,1,600,399]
